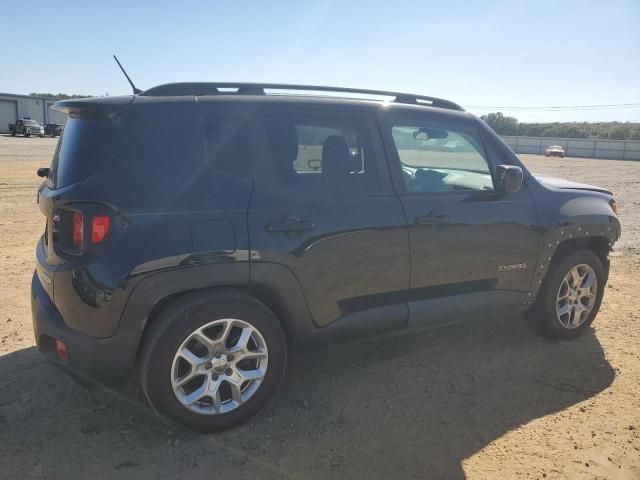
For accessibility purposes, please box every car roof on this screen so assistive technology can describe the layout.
[52,83,474,122]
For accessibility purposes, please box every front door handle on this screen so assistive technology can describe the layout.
[266,216,315,233]
[415,215,451,225]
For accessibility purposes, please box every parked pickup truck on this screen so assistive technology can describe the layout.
[9,119,45,137]
[44,123,64,137]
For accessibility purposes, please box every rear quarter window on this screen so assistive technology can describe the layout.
[109,101,205,207]
[49,116,112,189]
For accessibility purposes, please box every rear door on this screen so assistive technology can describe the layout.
[248,107,410,329]
[379,112,540,328]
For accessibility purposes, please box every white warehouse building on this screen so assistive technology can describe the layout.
[0,93,68,134]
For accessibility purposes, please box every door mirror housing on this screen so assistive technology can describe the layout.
[496,165,523,194]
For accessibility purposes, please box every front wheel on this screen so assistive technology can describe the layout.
[526,250,605,339]
[140,289,287,432]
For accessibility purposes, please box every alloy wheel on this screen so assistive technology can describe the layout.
[555,264,598,329]
[171,319,269,415]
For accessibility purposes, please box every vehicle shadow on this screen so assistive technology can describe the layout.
[0,314,614,480]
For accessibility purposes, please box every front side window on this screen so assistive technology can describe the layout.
[389,121,494,193]
[258,112,380,195]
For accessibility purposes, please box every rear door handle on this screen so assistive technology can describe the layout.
[415,215,451,225]
[266,217,315,233]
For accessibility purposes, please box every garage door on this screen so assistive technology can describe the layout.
[46,101,67,125]
[0,99,18,134]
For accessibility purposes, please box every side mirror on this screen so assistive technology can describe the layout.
[496,165,523,194]
[37,167,50,178]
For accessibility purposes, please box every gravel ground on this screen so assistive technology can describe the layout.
[0,136,638,480]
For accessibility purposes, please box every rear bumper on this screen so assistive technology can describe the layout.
[31,271,137,384]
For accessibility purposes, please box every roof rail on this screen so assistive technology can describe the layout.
[140,82,464,111]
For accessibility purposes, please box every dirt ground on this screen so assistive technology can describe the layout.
[0,135,638,480]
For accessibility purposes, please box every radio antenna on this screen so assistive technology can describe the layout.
[113,55,142,94]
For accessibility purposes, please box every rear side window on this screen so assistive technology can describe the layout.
[257,111,380,195]
[49,116,112,189]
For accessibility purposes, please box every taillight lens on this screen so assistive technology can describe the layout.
[55,339,69,362]
[72,212,83,249]
[91,216,110,243]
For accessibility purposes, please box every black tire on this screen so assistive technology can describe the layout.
[24,131,31,138]
[10,130,15,137]
[526,249,605,339]
[140,289,287,432]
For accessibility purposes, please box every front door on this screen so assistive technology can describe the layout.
[249,109,410,328]
[379,112,541,328]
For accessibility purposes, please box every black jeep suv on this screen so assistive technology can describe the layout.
[32,83,620,432]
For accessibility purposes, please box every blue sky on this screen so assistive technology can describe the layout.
[1,0,638,122]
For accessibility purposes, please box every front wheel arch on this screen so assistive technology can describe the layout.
[525,249,605,339]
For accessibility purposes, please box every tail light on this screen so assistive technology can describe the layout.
[91,216,110,243]
[55,339,69,362]
[72,212,84,249]
[63,208,112,253]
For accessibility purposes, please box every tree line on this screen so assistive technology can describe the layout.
[29,93,96,100]
[480,112,640,140]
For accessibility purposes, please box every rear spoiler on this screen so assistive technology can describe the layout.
[52,95,135,116]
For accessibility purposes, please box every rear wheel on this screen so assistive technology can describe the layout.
[140,289,287,432]
[527,250,605,339]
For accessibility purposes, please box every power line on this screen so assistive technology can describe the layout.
[466,102,640,111]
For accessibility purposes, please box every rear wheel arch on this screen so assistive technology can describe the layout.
[139,287,288,431]
[136,284,298,361]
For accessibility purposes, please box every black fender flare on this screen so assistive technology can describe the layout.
[115,261,250,369]
[524,215,620,306]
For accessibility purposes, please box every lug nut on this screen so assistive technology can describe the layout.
[212,374,219,380]
[227,355,234,361]
[205,362,212,370]
[225,368,233,376]
[214,351,222,359]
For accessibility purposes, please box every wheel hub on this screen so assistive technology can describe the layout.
[211,357,228,373]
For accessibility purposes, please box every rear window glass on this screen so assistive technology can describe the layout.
[258,111,380,195]
[49,116,112,188]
